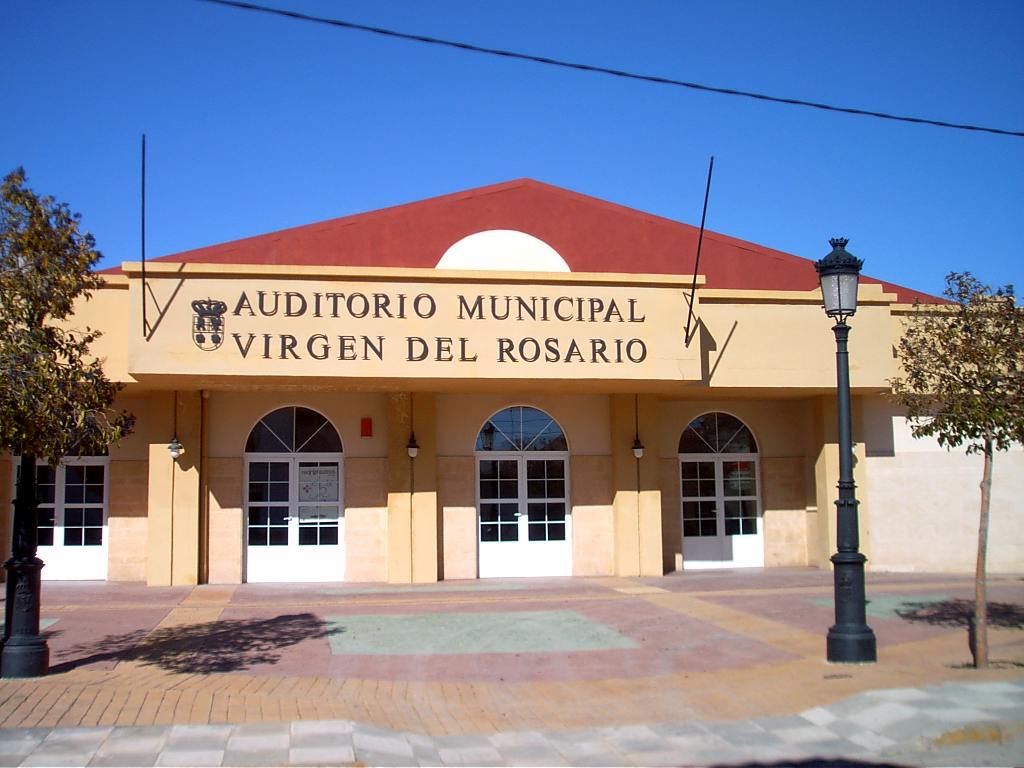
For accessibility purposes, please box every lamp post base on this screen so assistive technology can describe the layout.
[827,627,877,664]
[827,550,877,664]
[0,635,50,678]
[1,556,50,678]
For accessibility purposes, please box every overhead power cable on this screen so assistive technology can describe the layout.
[199,0,1023,139]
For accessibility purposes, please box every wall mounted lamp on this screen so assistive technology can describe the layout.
[406,433,419,459]
[632,436,645,460]
[168,436,185,460]
[632,394,644,459]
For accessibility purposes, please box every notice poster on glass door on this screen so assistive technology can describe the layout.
[298,463,339,502]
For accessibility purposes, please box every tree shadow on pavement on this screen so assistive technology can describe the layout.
[896,598,1024,667]
[49,613,341,674]
[896,598,1024,629]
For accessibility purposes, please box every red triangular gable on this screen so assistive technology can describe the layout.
[130,178,936,304]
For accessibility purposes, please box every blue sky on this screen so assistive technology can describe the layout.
[3,0,1022,297]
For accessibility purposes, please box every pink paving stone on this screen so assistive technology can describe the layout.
[43,608,178,672]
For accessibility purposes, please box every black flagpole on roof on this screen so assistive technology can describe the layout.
[684,155,714,345]
[141,133,148,337]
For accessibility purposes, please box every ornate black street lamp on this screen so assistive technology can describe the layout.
[2,455,50,677]
[815,237,877,664]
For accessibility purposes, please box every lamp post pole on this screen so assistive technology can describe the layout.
[827,320,877,662]
[815,237,877,664]
[2,454,50,677]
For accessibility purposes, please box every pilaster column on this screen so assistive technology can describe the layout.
[386,393,438,583]
[611,394,662,576]
[146,390,201,586]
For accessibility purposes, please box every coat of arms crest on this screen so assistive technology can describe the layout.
[191,298,228,350]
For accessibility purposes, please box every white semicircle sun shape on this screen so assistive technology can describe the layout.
[435,230,571,272]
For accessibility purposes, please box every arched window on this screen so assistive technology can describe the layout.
[245,406,343,453]
[475,406,567,452]
[678,412,758,454]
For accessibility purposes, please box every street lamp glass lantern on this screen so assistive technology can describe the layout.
[815,238,864,320]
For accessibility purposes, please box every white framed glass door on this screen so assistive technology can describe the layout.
[678,412,763,569]
[477,453,571,577]
[680,455,763,568]
[474,405,572,578]
[243,406,345,583]
[245,455,344,582]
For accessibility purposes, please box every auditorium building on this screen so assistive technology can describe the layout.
[3,179,1021,585]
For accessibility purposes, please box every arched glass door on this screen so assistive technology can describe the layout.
[475,406,571,577]
[244,406,344,582]
[679,412,763,568]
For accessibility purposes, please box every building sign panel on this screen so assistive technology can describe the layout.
[128,273,700,382]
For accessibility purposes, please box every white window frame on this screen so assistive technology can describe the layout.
[10,456,110,581]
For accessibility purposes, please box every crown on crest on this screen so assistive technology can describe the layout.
[191,299,228,317]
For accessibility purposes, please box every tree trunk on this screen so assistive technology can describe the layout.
[973,438,993,669]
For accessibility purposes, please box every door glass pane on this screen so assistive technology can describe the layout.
[268,526,288,545]
[683,500,717,537]
[724,461,756,496]
[63,466,105,547]
[83,527,103,546]
[295,408,342,453]
[527,501,566,541]
[38,507,55,546]
[480,502,499,542]
[479,461,520,543]
[498,503,518,541]
[678,413,758,453]
[35,464,57,546]
[248,505,288,546]
[479,460,517,500]
[262,408,295,451]
[681,461,715,498]
[527,421,568,451]
[298,462,339,502]
[35,465,56,503]
[477,407,566,452]
[298,505,340,546]
[526,460,566,500]
[723,495,757,536]
[246,421,291,452]
[248,462,289,547]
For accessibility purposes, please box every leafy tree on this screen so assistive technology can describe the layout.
[0,167,133,676]
[890,272,1024,668]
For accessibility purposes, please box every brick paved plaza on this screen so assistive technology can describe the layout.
[0,569,1021,765]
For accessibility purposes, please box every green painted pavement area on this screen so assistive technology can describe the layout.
[810,593,950,619]
[325,609,638,655]
[0,618,58,632]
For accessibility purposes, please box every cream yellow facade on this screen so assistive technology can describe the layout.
[4,193,1021,584]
